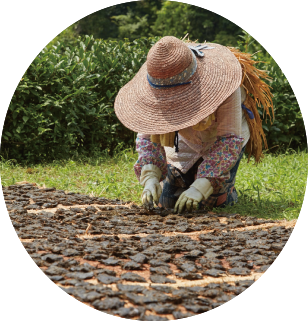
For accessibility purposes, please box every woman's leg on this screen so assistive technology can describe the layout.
[158,165,187,209]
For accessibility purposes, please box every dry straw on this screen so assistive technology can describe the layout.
[228,47,274,163]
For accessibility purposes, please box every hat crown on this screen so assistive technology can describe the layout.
[147,36,192,79]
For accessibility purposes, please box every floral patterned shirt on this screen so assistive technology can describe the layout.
[134,136,168,181]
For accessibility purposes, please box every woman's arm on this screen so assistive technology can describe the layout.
[197,134,243,179]
[197,87,244,191]
[134,133,168,182]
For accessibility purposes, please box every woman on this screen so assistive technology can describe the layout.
[115,36,273,213]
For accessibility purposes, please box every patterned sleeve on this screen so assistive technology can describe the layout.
[134,133,168,182]
[197,134,243,191]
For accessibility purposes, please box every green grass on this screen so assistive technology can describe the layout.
[1,149,307,221]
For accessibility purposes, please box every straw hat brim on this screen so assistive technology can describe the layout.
[114,43,242,134]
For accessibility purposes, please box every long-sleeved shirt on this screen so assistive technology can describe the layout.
[134,86,250,192]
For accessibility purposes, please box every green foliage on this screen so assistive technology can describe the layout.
[237,32,306,150]
[186,5,241,46]
[1,36,158,163]
[77,1,164,40]
[47,24,79,49]
[152,1,191,38]
[111,0,163,40]
[2,30,306,164]
[112,8,150,39]
[69,1,240,45]
[76,4,131,40]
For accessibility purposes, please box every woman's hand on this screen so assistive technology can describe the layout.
[140,164,162,210]
[142,177,162,210]
[174,178,213,213]
[174,186,203,213]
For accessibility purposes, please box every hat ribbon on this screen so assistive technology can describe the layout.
[147,45,214,89]
[188,44,215,57]
[147,75,191,88]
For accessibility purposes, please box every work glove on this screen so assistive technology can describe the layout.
[140,164,162,210]
[174,178,213,214]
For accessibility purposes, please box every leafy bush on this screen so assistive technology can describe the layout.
[47,24,79,49]
[1,36,158,163]
[237,32,307,150]
[2,33,306,164]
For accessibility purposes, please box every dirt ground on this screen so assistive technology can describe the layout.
[4,183,296,320]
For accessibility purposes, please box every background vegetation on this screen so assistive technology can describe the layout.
[58,1,241,46]
[1,36,156,163]
[1,0,306,164]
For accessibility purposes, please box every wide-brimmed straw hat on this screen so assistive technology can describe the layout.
[114,36,242,134]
